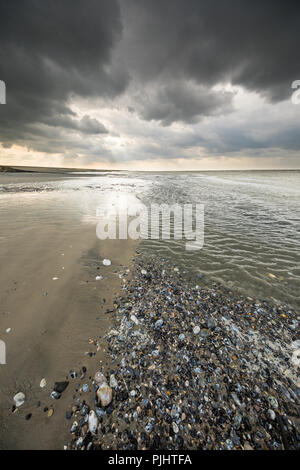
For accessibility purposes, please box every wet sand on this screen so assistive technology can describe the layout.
[0,222,137,450]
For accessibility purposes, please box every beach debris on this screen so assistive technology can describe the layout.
[155,319,164,328]
[94,371,107,385]
[172,422,179,433]
[109,374,118,389]
[96,383,112,407]
[88,410,98,434]
[40,378,47,388]
[267,396,279,409]
[13,392,25,407]
[82,384,89,393]
[25,413,32,421]
[103,259,111,266]
[268,273,277,279]
[267,409,276,421]
[70,421,78,433]
[47,408,54,418]
[291,349,300,367]
[65,255,300,451]
[52,277,59,281]
[130,314,139,325]
[51,391,61,400]
[95,275,103,281]
[6,328,11,333]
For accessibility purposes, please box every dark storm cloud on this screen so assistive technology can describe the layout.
[133,81,233,125]
[0,0,126,152]
[122,0,300,102]
[0,0,300,160]
[44,115,108,135]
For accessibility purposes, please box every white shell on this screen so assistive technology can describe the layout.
[40,378,47,388]
[13,392,25,407]
[292,349,300,367]
[88,410,98,434]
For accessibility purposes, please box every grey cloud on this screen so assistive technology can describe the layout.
[121,0,300,102]
[44,115,108,135]
[0,0,126,153]
[1,0,300,162]
[134,81,234,125]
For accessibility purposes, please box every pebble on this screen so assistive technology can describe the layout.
[97,383,112,407]
[292,349,300,367]
[40,378,47,388]
[94,372,107,385]
[103,259,111,266]
[130,314,139,325]
[53,381,69,393]
[267,396,279,409]
[13,392,25,407]
[267,409,276,421]
[172,422,179,433]
[64,255,300,451]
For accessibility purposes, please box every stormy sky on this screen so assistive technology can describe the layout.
[0,0,300,170]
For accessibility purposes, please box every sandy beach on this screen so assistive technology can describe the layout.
[0,170,299,451]
[0,218,137,449]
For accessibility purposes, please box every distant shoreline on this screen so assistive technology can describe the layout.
[0,165,120,174]
[1,165,299,174]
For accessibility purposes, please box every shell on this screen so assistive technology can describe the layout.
[88,410,98,434]
[40,378,47,388]
[94,371,107,385]
[13,392,25,407]
[97,383,112,407]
